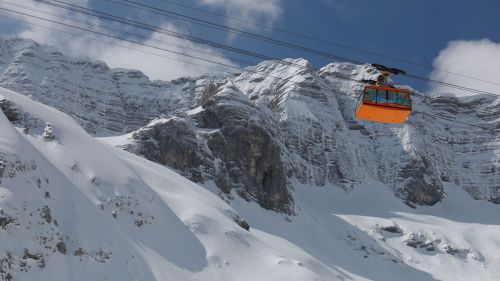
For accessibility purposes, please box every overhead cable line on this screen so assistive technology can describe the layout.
[28,0,367,84]
[20,0,496,105]
[37,0,500,98]
[14,1,500,118]
[0,6,497,132]
[0,6,325,88]
[5,3,500,122]
[103,0,365,63]
[2,0,260,67]
[3,1,356,88]
[0,14,241,75]
[404,73,498,96]
[155,0,500,87]
[413,111,498,132]
[32,0,307,68]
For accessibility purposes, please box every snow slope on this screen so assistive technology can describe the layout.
[231,180,500,281]
[0,86,341,281]
[2,86,500,280]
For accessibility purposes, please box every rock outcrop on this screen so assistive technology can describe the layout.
[122,83,292,213]
[0,97,19,122]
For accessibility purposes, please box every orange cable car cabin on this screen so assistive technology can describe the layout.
[355,85,412,124]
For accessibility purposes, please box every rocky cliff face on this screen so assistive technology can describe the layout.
[1,38,499,213]
[120,81,292,213]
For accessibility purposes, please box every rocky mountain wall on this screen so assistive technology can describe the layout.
[1,38,499,213]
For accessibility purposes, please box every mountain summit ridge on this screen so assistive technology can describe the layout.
[1,37,499,212]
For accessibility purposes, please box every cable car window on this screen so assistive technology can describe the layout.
[398,92,410,106]
[387,91,398,104]
[376,89,388,103]
[365,88,377,102]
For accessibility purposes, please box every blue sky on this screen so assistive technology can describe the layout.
[1,0,499,95]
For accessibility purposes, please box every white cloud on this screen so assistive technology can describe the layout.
[96,23,237,80]
[197,0,282,30]
[0,0,237,80]
[430,39,500,97]
[13,0,100,57]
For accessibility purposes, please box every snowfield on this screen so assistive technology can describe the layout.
[1,85,500,280]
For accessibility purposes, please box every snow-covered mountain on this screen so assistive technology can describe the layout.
[1,38,500,280]
[2,85,500,281]
[0,38,207,136]
[0,86,338,280]
[2,38,499,213]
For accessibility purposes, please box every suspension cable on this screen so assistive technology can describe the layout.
[33,0,500,97]
[0,5,498,132]
[153,0,500,87]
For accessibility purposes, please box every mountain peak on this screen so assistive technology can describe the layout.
[1,37,500,281]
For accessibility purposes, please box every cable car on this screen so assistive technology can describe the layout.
[355,64,412,124]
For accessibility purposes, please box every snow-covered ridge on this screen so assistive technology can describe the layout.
[0,38,210,136]
[1,37,499,212]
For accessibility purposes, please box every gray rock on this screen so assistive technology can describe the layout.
[56,242,66,255]
[0,213,14,230]
[74,248,85,257]
[42,123,56,141]
[0,97,19,122]
[40,206,52,224]
[124,85,293,213]
[398,155,444,206]
[196,88,292,213]
[0,158,5,180]
[380,225,403,234]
